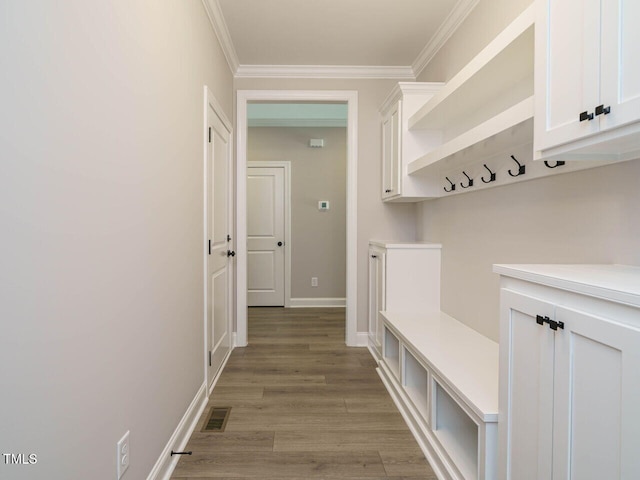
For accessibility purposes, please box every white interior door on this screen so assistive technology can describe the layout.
[247,166,285,306]
[207,101,232,389]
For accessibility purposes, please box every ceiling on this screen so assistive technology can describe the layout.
[204,0,479,79]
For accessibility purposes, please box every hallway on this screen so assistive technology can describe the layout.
[171,307,437,479]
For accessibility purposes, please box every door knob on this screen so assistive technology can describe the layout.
[277,241,283,247]
[227,250,235,257]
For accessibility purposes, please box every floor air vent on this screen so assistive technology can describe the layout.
[201,407,231,432]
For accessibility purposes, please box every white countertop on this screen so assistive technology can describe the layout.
[494,264,640,307]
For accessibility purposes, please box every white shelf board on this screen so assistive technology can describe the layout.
[382,311,498,422]
[408,97,534,175]
[409,4,535,131]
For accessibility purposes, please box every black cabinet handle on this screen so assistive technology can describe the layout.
[277,241,283,247]
[227,250,235,257]
[371,255,377,258]
[595,104,611,116]
[536,314,564,331]
[579,111,594,122]
[385,189,392,193]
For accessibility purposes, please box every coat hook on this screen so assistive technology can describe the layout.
[481,164,496,183]
[544,160,566,168]
[444,176,456,193]
[460,171,474,189]
[508,155,526,177]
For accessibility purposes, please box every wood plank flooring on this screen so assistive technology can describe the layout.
[171,307,437,479]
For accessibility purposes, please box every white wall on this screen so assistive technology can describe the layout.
[249,126,347,300]
[236,78,419,332]
[0,2,232,478]
[415,0,640,341]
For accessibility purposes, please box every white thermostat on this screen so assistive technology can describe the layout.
[318,201,330,211]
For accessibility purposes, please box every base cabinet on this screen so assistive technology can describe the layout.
[496,264,640,480]
[367,241,441,360]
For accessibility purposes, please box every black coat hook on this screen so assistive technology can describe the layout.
[544,160,566,168]
[444,176,456,193]
[481,164,496,183]
[460,171,474,189]
[508,155,526,177]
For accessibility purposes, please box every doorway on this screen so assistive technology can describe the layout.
[236,90,359,346]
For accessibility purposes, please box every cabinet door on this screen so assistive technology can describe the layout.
[552,306,640,480]
[599,0,640,132]
[499,289,555,480]
[368,249,385,353]
[382,102,401,199]
[534,0,600,152]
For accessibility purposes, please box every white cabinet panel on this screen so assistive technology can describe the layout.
[499,290,555,480]
[367,241,441,361]
[536,0,600,151]
[553,306,640,480]
[600,0,640,132]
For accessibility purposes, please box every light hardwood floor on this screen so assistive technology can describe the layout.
[171,307,437,479]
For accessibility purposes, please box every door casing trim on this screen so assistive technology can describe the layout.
[236,90,358,346]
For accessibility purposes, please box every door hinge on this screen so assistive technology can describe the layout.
[208,350,212,367]
[208,127,212,143]
[536,315,564,331]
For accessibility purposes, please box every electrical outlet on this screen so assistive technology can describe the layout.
[116,431,130,479]
[311,277,318,287]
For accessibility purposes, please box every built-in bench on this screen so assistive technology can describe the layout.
[377,310,499,480]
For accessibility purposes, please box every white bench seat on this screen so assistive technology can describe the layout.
[377,310,499,480]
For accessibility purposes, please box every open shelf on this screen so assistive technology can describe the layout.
[403,347,430,423]
[400,5,535,196]
[409,5,534,132]
[409,98,533,175]
[434,381,479,480]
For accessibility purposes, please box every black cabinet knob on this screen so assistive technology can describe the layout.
[277,241,283,247]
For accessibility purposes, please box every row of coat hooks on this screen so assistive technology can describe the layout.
[443,155,566,193]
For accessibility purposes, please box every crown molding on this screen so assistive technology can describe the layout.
[235,64,416,80]
[202,0,239,74]
[412,0,481,78]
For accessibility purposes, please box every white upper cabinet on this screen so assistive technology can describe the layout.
[535,0,640,161]
[379,83,442,202]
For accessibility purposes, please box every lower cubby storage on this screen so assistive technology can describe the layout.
[433,381,479,480]
[377,311,498,480]
[383,326,400,380]
[403,347,430,424]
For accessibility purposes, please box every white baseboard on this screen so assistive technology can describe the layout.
[355,332,369,347]
[146,382,208,480]
[289,297,346,308]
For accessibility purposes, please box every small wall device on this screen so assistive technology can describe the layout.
[318,201,330,211]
